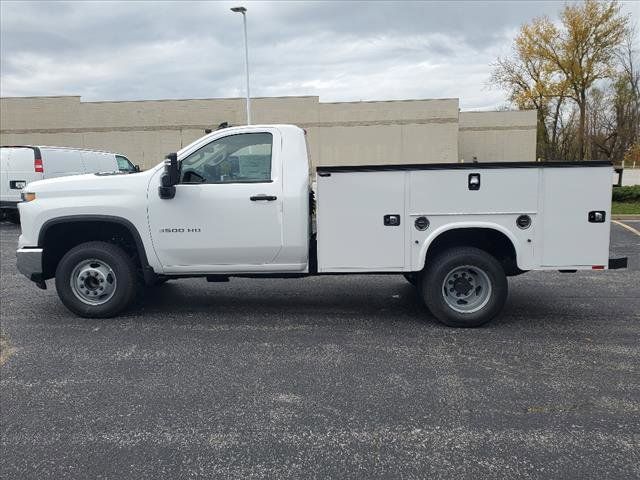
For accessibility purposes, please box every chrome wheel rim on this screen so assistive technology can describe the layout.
[442,265,492,313]
[70,259,117,306]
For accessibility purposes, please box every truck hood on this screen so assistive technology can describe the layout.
[25,171,152,197]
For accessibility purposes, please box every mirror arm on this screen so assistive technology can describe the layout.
[158,185,176,200]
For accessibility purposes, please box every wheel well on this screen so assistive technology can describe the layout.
[425,228,522,276]
[40,220,144,280]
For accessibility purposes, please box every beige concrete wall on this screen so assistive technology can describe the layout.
[459,110,537,162]
[312,99,459,166]
[1,95,535,170]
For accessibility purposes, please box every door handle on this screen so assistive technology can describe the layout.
[250,195,277,201]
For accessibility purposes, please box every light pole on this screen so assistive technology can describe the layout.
[231,6,251,125]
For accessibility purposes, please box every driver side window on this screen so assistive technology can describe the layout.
[180,132,273,184]
[116,155,135,172]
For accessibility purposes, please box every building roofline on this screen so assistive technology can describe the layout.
[0,95,81,100]
[1,94,462,106]
[460,109,537,114]
[1,94,321,104]
[320,97,459,105]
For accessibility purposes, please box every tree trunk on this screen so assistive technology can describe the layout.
[550,95,564,161]
[578,92,586,161]
[537,108,549,160]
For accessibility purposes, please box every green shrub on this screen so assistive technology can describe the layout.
[612,202,640,215]
[612,185,640,203]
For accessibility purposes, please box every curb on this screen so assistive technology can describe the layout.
[612,215,640,221]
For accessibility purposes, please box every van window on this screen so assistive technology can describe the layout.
[180,133,273,184]
[5,147,36,172]
[46,149,85,177]
[116,155,136,173]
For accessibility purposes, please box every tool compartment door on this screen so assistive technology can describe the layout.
[540,167,612,267]
[317,170,405,272]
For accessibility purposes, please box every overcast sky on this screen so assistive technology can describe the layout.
[1,1,638,110]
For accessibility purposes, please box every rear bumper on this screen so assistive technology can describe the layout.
[16,248,44,282]
[608,257,628,270]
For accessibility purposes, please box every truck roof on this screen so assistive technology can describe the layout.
[176,124,305,156]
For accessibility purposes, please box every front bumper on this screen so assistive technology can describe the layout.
[16,248,44,284]
[1,200,20,210]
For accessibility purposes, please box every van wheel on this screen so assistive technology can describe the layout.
[421,247,507,328]
[55,241,138,318]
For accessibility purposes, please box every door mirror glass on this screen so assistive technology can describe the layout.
[164,152,179,184]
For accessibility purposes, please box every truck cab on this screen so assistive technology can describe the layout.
[146,125,310,273]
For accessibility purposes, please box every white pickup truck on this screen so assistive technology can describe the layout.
[16,124,627,327]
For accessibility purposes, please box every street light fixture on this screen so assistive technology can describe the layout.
[231,6,251,125]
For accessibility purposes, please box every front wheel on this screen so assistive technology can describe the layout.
[5,210,20,224]
[55,241,138,318]
[403,273,418,286]
[149,277,170,287]
[421,247,508,328]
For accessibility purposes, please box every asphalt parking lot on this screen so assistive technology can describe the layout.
[1,221,639,479]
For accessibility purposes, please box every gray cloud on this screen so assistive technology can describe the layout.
[1,1,638,109]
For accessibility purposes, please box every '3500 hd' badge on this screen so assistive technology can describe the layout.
[159,228,202,233]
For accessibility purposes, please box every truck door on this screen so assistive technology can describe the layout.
[147,129,284,270]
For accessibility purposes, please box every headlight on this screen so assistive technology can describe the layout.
[21,192,36,202]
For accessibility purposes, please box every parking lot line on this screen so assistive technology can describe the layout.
[612,220,640,237]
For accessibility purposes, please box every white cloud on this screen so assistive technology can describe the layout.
[1,0,637,110]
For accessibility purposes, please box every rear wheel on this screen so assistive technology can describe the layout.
[55,241,138,318]
[421,247,507,327]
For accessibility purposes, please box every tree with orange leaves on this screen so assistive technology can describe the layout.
[493,0,630,161]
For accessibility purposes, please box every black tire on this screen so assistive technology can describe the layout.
[420,247,508,328]
[149,277,170,287]
[6,210,20,224]
[403,273,418,286]
[55,241,138,318]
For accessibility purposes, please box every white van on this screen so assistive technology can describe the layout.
[1,146,139,222]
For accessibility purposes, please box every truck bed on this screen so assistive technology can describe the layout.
[315,161,613,273]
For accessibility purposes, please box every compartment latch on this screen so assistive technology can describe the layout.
[383,214,401,226]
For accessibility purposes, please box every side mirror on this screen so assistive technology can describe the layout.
[133,164,141,172]
[158,152,179,199]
